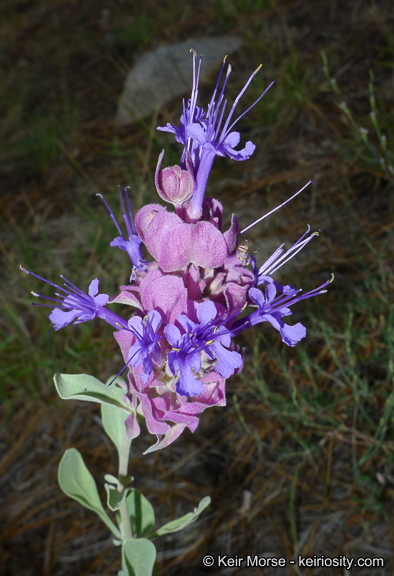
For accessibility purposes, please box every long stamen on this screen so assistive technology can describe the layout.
[211,64,231,132]
[265,275,334,310]
[241,180,313,234]
[219,65,266,141]
[257,227,319,279]
[107,345,142,386]
[21,266,70,295]
[118,186,132,238]
[214,97,228,142]
[60,275,89,297]
[223,80,274,141]
[97,193,124,237]
[266,232,319,276]
[207,55,228,122]
[258,244,285,272]
[31,294,64,305]
[188,49,199,123]
[125,187,137,235]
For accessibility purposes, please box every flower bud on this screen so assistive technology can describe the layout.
[155,150,195,206]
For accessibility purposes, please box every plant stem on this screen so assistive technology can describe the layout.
[117,431,133,541]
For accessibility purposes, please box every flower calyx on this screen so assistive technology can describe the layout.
[155,150,195,212]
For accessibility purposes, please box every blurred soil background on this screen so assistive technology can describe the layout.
[0,0,393,575]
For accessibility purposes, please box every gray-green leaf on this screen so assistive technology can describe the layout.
[54,373,129,412]
[153,496,211,536]
[101,402,129,458]
[122,539,156,576]
[58,448,121,539]
[105,483,133,512]
[126,490,155,538]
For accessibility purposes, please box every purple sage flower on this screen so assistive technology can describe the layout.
[21,267,128,331]
[98,187,147,279]
[158,51,274,218]
[23,49,333,453]
[164,324,204,397]
[126,310,163,384]
[231,275,334,346]
[177,300,243,379]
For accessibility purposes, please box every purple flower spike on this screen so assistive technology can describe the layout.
[97,187,147,279]
[126,310,163,384]
[158,51,274,218]
[21,267,128,331]
[22,48,334,452]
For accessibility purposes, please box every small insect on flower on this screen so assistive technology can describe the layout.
[236,239,258,265]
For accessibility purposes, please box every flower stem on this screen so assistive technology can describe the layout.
[117,432,133,541]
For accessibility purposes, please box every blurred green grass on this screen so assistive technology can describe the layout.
[0,0,393,574]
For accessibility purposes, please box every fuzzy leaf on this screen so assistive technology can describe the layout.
[104,474,119,486]
[105,483,133,512]
[101,403,129,458]
[153,496,210,536]
[54,373,129,412]
[122,539,156,576]
[58,448,121,539]
[126,490,155,538]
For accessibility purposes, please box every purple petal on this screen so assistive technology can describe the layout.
[185,122,207,144]
[88,278,100,298]
[147,309,162,333]
[128,315,144,333]
[211,341,242,378]
[223,131,241,148]
[223,139,256,161]
[128,341,143,366]
[196,300,217,325]
[279,321,306,346]
[249,286,265,307]
[176,359,204,397]
[263,313,306,347]
[164,324,182,347]
[94,293,110,307]
[49,308,79,330]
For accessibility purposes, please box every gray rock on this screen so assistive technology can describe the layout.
[116,36,243,125]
